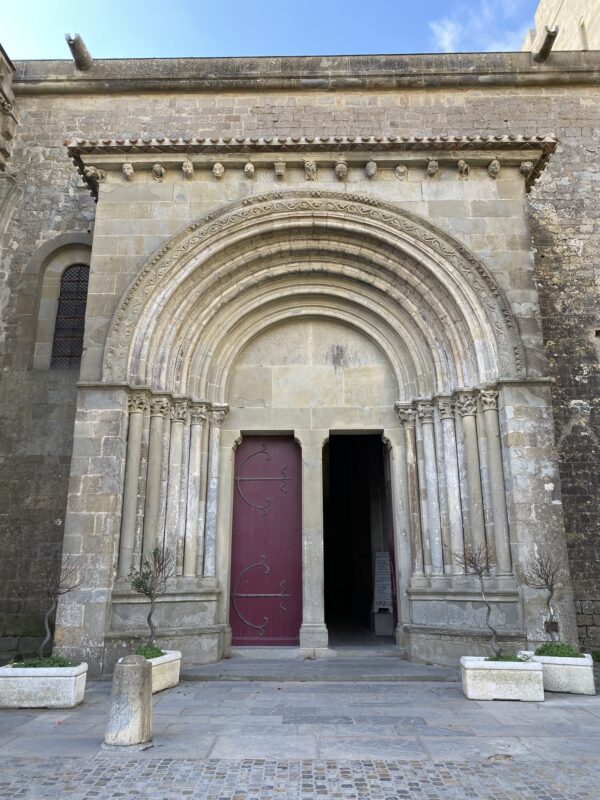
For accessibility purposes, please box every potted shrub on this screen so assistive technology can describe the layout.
[0,554,88,708]
[519,551,596,695]
[457,545,544,702]
[128,547,181,693]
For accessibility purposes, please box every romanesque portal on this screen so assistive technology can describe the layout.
[53,137,576,675]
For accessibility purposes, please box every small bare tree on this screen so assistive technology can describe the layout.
[524,549,563,642]
[38,553,82,658]
[454,544,502,658]
[128,547,175,646]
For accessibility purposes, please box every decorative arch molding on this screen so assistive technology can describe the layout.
[103,190,525,397]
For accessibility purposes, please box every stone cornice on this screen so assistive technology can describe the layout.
[66,134,557,198]
[12,51,600,93]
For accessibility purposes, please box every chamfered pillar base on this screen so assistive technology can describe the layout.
[299,623,329,650]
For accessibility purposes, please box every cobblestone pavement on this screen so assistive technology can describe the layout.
[1,677,599,798]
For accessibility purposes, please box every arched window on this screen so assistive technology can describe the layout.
[50,264,89,369]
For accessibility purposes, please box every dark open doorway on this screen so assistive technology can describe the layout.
[323,433,396,647]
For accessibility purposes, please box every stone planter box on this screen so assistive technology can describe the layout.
[148,650,181,693]
[0,662,88,708]
[520,651,596,695]
[460,656,544,701]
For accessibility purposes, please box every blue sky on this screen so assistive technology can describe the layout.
[3,0,539,59]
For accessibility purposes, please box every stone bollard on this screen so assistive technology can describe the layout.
[104,655,152,749]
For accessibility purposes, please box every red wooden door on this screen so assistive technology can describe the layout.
[230,436,302,645]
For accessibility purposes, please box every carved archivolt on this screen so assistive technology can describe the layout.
[103,189,525,396]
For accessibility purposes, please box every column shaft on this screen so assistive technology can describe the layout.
[481,390,512,574]
[438,398,464,573]
[456,392,486,552]
[165,401,188,572]
[118,394,147,576]
[184,405,206,576]
[418,404,443,575]
[394,405,424,576]
[203,404,228,577]
[142,397,170,559]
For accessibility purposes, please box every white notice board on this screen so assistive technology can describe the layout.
[373,551,393,611]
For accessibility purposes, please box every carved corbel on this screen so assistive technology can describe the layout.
[365,160,377,179]
[213,162,225,180]
[274,161,286,179]
[122,162,135,181]
[244,162,255,178]
[487,159,501,179]
[152,164,166,182]
[426,159,439,177]
[304,160,317,181]
[334,160,348,181]
[457,159,469,179]
[182,159,194,179]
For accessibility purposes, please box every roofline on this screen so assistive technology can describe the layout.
[12,51,600,95]
[0,43,15,71]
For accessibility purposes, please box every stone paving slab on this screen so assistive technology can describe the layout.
[0,677,599,797]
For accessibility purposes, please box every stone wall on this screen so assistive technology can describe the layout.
[0,370,77,662]
[0,52,598,652]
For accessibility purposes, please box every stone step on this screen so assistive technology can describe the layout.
[181,656,459,683]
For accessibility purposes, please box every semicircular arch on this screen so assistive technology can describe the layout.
[103,190,525,401]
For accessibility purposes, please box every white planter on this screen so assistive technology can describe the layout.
[0,662,88,708]
[519,651,596,695]
[460,656,544,701]
[148,650,181,693]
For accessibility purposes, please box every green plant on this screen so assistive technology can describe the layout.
[534,642,584,658]
[128,547,175,646]
[11,655,75,668]
[592,651,600,663]
[486,653,526,663]
[135,643,164,660]
[454,544,505,658]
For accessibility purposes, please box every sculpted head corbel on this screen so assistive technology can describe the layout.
[122,162,135,181]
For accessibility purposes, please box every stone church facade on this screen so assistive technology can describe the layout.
[0,45,598,675]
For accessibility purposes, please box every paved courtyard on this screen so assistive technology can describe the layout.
[0,659,599,798]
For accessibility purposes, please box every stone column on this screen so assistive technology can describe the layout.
[394,404,424,576]
[437,396,464,573]
[164,400,188,571]
[203,403,229,577]
[455,391,486,552]
[118,392,148,577]
[384,429,412,645]
[142,396,170,559]
[417,403,443,575]
[184,403,207,576]
[298,429,329,650]
[480,388,512,574]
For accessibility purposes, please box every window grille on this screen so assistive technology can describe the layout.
[50,264,89,369]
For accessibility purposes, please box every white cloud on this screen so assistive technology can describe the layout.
[429,18,463,53]
[428,0,532,52]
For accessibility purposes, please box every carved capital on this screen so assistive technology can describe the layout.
[208,403,229,427]
[170,400,189,422]
[394,402,416,428]
[149,397,170,417]
[417,403,435,424]
[189,402,207,425]
[455,392,478,417]
[436,396,455,420]
[127,391,148,414]
[479,389,499,412]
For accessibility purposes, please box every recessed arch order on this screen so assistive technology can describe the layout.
[103,190,525,402]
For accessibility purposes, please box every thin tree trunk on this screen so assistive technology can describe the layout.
[547,587,557,642]
[478,573,500,657]
[40,599,57,658]
[147,597,156,646]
